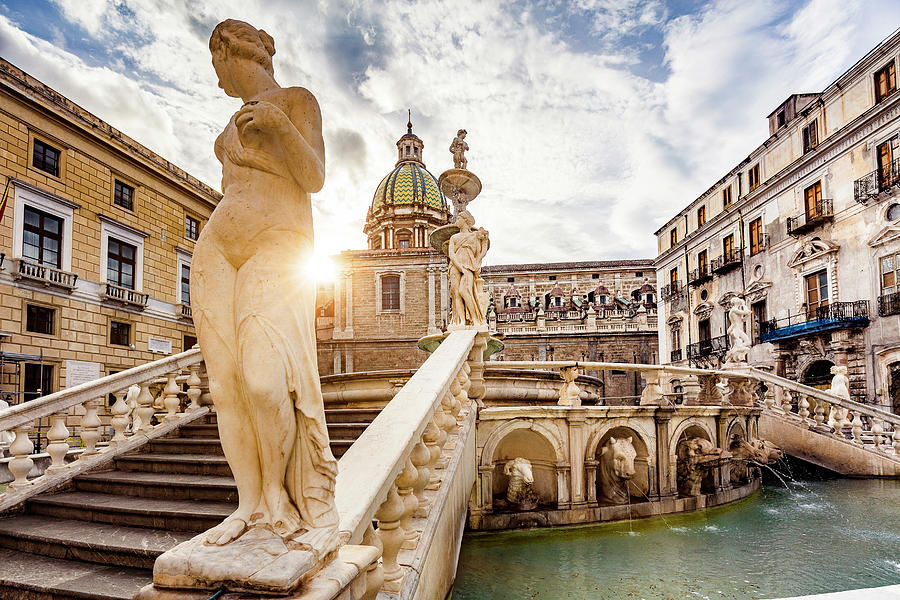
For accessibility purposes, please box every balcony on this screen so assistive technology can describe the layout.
[787,198,833,235]
[854,157,900,204]
[759,301,869,343]
[102,282,149,309]
[686,334,729,360]
[670,348,683,362]
[12,258,78,290]
[687,267,713,287]
[179,303,193,320]
[878,291,900,317]
[661,283,683,301]
[711,247,743,274]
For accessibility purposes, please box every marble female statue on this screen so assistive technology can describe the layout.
[449,129,468,169]
[192,19,338,548]
[448,210,489,328]
[724,296,752,364]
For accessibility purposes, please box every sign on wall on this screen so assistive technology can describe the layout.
[65,360,101,388]
[148,337,173,354]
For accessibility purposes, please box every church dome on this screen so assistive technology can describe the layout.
[371,162,446,212]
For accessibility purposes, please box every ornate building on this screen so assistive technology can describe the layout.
[0,58,218,404]
[655,30,900,413]
[317,121,659,397]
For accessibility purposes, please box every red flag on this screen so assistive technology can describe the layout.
[0,178,10,223]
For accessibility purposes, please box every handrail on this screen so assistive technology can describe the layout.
[0,348,202,432]
[335,329,477,544]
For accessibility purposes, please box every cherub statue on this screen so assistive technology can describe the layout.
[450,129,469,169]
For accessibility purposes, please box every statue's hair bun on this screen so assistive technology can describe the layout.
[258,29,275,57]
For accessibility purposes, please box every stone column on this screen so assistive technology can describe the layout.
[715,411,731,491]
[556,463,572,509]
[567,412,587,506]
[477,464,494,512]
[343,271,354,336]
[333,349,341,374]
[584,458,598,504]
[345,348,354,373]
[654,408,677,499]
[440,267,449,328]
[333,276,343,335]
[427,266,439,335]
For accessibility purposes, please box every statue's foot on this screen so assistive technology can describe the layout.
[267,487,302,537]
[291,523,340,558]
[204,516,248,546]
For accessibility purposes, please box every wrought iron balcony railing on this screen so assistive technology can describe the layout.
[102,282,149,308]
[670,348,683,362]
[787,198,833,235]
[710,247,743,273]
[661,283,683,301]
[687,266,713,286]
[878,291,900,317]
[686,334,729,360]
[854,157,900,204]
[13,258,78,290]
[760,300,869,343]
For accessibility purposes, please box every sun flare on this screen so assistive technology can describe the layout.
[304,252,336,283]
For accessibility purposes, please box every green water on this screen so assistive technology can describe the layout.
[453,476,900,600]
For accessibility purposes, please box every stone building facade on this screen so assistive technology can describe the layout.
[317,123,660,394]
[654,30,900,413]
[0,58,219,404]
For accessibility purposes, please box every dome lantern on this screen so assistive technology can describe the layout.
[396,110,425,167]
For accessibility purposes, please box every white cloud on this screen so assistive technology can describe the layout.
[2,0,900,263]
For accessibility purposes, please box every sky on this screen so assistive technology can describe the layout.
[1,0,899,267]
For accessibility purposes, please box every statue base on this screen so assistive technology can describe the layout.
[418,331,504,358]
[145,526,342,596]
[438,168,482,215]
[135,543,378,600]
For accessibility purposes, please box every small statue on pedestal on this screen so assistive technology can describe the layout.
[450,129,469,169]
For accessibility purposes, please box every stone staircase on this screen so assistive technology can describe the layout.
[0,407,380,600]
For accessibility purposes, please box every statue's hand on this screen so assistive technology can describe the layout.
[235,100,289,143]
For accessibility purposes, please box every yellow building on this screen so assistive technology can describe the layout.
[0,58,219,404]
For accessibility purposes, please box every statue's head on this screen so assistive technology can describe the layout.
[601,436,636,480]
[730,296,744,308]
[457,129,467,138]
[456,210,475,230]
[830,365,847,376]
[210,20,276,94]
[504,457,534,484]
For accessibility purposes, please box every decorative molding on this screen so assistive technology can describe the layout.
[868,224,900,248]
[787,238,839,269]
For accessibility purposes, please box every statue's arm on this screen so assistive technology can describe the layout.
[279,88,326,193]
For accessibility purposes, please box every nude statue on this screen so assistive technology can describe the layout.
[450,129,469,170]
[192,19,337,548]
[448,210,489,328]
[724,296,752,364]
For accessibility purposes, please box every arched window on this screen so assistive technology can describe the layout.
[381,275,401,311]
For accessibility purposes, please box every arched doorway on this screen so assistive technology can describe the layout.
[802,359,834,390]
[888,362,900,415]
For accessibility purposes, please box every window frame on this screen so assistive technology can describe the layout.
[804,181,823,219]
[30,137,62,178]
[12,183,76,272]
[185,214,201,241]
[875,60,897,104]
[697,205,706,227]
[177,249,193,306]
[109,319,133,347]
[374,270,406,315]
[749,216,764,256]
[113,178,135,211]
[723,233,735,260]
[107,237,138,290]
[381,274,401,311]
[805,270,829,313]
[669,267,679,292]
[24,303,56,337]
[697,249,708,275]
[22,362,54,402]
[22,204,64,268]
[881,253,899,296]
[670,228,678,247]
[748,164,761,192]
[99,216,147,292]
[802,119,819,154]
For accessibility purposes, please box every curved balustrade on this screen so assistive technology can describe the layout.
[0,348,208,510]
[334,328,484,595]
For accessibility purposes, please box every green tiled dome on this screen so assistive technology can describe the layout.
[372,162,446,212]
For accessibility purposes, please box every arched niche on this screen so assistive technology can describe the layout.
[673,422,717,496]
[593,425,651,502]
[491,428,560,505]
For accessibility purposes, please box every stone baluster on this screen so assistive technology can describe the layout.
[438,392,457,454]
[423,416,443,492]
[45,412,71,472]
[136,382,155,432]
[850,411,864,444]
[109,388,130,445]
[411,436,431,516]
[453,370,468,420]
[162,372,181,420]
[360,523,384,600]
[780,388,793,415]
[186,364,202,410]
[397,457,419,549]
[763,385,776,411]
[813,398,826,430]
[80,398,102,456]
[639,369,663,405]
[8,425,34,488]
[872,419,884,451]
[798,395,810,424]
[893,425,900,456]
[374,481,406,593]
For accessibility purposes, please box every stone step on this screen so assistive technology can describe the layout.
[0,514,191,570]
[115,453,233,477]
[325,408,382,423]
[75,471,237,502]
[0,547,150,600]
[331,439,354,458]
[146,437,225,455]
[327,422,370,439]
[170,423,219,438]
[26,492,233,532]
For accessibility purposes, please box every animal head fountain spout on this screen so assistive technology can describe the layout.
[598,436,638,504]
